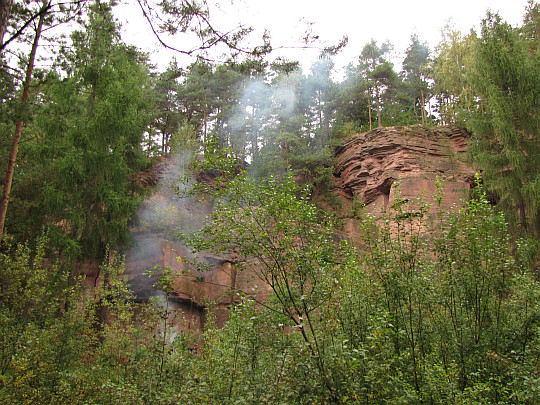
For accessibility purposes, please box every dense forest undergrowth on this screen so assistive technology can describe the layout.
[1,170,539,404]
[0,0,539,403]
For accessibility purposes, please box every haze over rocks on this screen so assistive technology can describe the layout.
[121,125,477,331]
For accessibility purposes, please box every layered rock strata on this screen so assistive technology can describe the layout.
[122,125,477,331]
[335,126,474,208]
[333,125,477,239]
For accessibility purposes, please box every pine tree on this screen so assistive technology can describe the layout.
[0,0,91,242]
[0,0,12,47]
[304,58,336,148]
[24,2,154,257]
[333,62,371,133]
[400,34,430,123]
[467,11,540,233]
[358,40,397,128]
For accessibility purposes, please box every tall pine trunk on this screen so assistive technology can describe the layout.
[0,0,12,48]
[0,6,45,241]
[375,85,382,127]
[368,89,372,130]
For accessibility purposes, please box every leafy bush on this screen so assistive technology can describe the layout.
[1,173,538,404]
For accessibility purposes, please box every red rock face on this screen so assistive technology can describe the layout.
[120,125,477,331]
[333,125,477,242]
[125,153,272,332]
[123,232,272,332]
[334,125,476,217]
[124,233,225,331]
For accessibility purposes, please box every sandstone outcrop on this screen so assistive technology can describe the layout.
[122,125,477,331]
[124,231,271,332]
[125,154,270,332]
[334,125,476,237]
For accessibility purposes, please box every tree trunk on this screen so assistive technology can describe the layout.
[0,0,12,48]
[518,198,528,231]
[368,89,372,130]
[421,89,426,124]
[203,91,207,145]
[0,6,45,242]
[375,85,381,127]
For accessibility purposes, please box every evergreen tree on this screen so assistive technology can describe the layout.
[358,40,397,128]
[151,60,184,155]
[304,57,336,148]
[0,0,88,242]
[0,0,87,55]
[217,58,269,159]
[17,2,154,257]
[522,0,540,55]
[256,67,308,178]
[467,11,540,233]
[400,34,430,123]
[333,62,371,134]
[0,0,12,47]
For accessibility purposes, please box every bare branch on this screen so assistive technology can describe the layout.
[0,0,87,54]
[0,1,53,53]
[136,0,212,61]
[135,0,269,62]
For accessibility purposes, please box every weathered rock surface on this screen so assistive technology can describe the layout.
[121,125,477,331]
[333,125,477,241]
[334,125,475,213]
[124,231,270,331]
[125,154,270,331]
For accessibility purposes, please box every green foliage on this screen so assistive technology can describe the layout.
[429,5,539,236]
[8,2,154,258]
[430,26,477,124]
[347,194,364,219]
[331,179,539,403]
[0,233,192,404]
[0,2,539,404]
[358,40,398,128]
[1,167,539,404]
[181,167,353,401]
[175,152,540,403]
[0,234,92,403]
[334,37,434,131]
[430,180,540,402]
[467,11,540,234]
[399,34,432,124]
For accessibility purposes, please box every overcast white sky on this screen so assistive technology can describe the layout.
[117,0,532,73]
